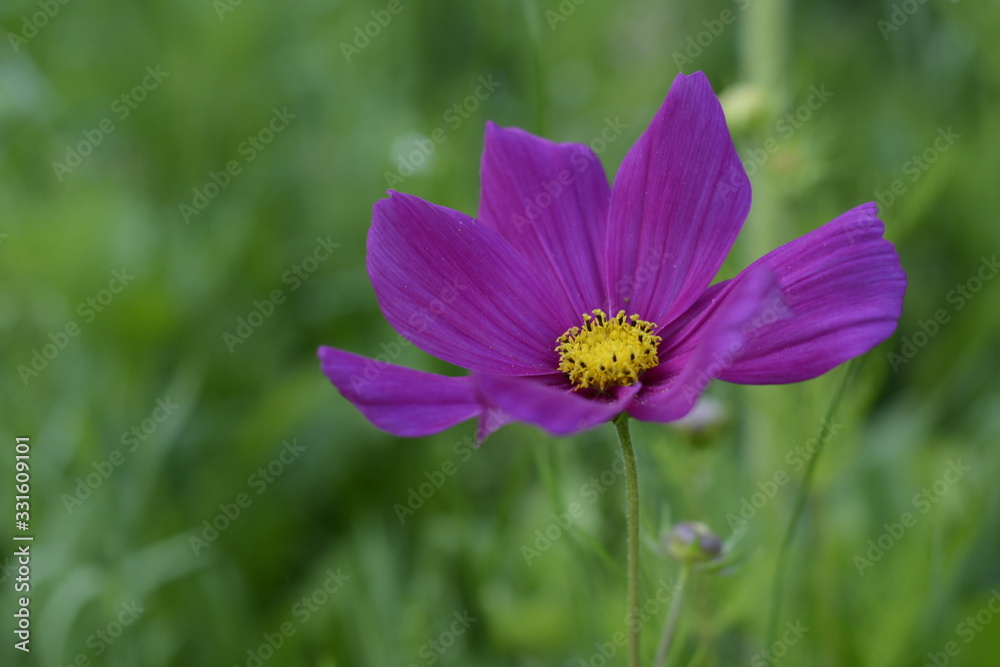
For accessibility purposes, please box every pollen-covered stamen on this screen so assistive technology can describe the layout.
[556,309,661,391]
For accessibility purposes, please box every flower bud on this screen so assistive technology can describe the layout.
[718,83,770,136]
[672,396,728,446]
[666,521,722,564]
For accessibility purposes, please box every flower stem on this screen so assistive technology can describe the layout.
[613,413,640,667]
[741,0,791,109]
[654,565,690,667]
[520,0,547,136]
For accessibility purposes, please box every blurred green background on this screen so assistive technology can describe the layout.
[2,0,999,665]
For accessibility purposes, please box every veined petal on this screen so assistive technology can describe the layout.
[475,374,639,437]
[629,267,781,422]
[369,192,569,376]
[717,203,907,384]
[479,122,611,315]
[605,71,751,325]
[318,347,480,437]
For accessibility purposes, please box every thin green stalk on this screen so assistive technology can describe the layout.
[765,360,858,646]
[740,0,791,109]
[654,565,690,667]
[614,413,641,667]
[520,0,547,135]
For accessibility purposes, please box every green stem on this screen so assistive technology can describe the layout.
[654,565,690,667]
[520,0,547,135]
[614,413,640,667]
[740,0,791,109]
[765,360,857,646]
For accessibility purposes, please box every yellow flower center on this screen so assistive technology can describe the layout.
[556,309,662,391]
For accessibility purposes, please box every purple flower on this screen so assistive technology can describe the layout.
[319,72,906,441]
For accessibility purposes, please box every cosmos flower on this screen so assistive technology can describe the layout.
[319,71,905,441]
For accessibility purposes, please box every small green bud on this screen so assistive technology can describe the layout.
[718,83,770,136]
[666,521,722,564]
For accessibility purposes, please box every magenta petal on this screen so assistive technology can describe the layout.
[318,347,481,437]
[717,203,907,384]
[605,71,751,325]
[476,406,518,444]
[479,122,611,315]
[474,374,640,437]
[629,268,781,422]
[369,192,570,376]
